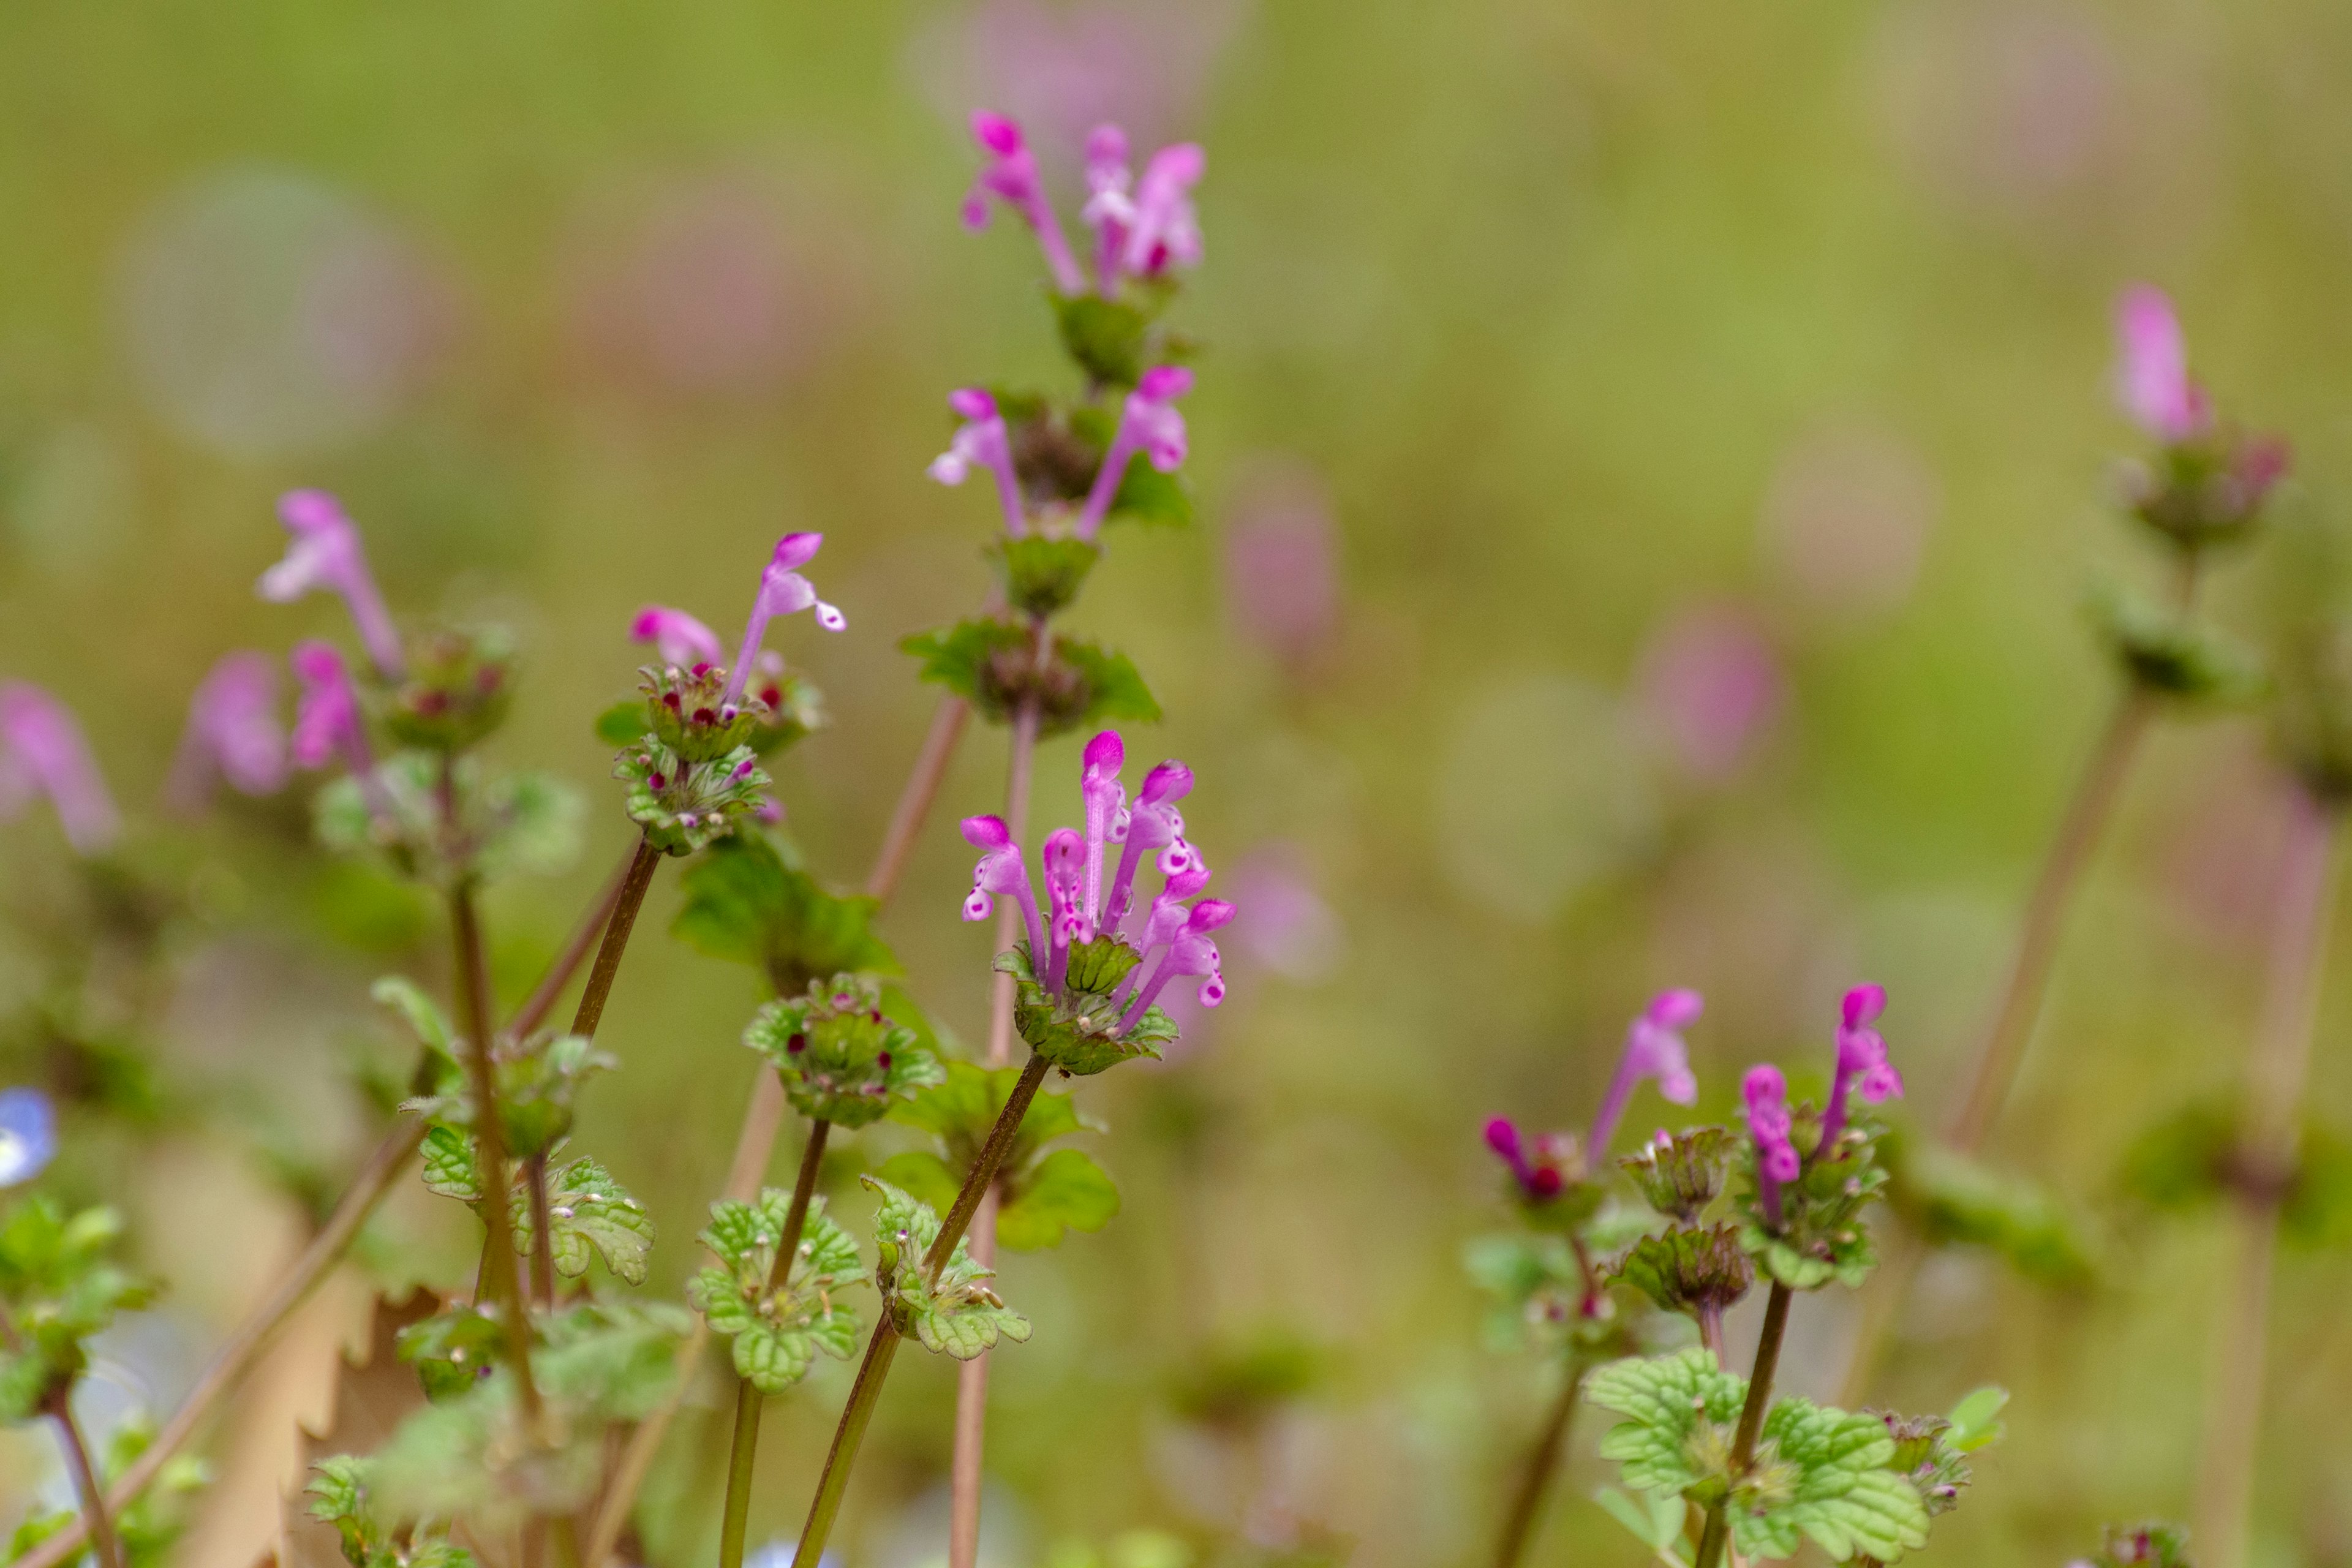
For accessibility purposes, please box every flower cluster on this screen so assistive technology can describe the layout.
[961,731,1232,1073]
[930,366,1194,543]
[1483,989,1703,1207]
[962,111,1203,299]
[2113,286,2290,551]
[1744,985,1902,1239]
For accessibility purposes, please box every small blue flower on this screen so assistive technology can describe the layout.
[0,1089,58,1188]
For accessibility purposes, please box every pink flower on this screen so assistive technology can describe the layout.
[962,111,1084,293]
[1104,759,1194,933]
[167,652,288,809]
[0,684,120,855]
[1483,1117,1567,1202]
[1589,989,1705,1155]
[258,489,405,680]
[2114,285,2209,443]
[631,606,725,669]
[718,533,844,707]
[928,388,1027,536]
[288,641,371,775]
[1076,366,1193,539]
[1820,982,1901,1152]
[1080,124,1206,292]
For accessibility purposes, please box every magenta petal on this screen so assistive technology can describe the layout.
[1084,729,1126,774]
[1138,365,1193,401]
[1841,983,1887,1029]
[1647,987,1705,1029]
[960,814,1012,850]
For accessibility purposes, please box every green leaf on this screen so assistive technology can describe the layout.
[863,1178,1030,1362]
[872,1151,963,1216]
[513,1159,655,1285]
[305,1455,381,1567]
[998,1147,1120,1250]
[1593,1486,1689,1561]
[901,619,1160,737]
[594,701,647,747]
[476,772,586,883]
[1588,1350,1746,1499]
[1945,1386,2008,1452]
[370,978,456,1060]
[0,1199,157,1417]
[687,1196,867,1394]
[396,1305,507,1402]
[1890,1138,2100,1287]
[2089,578,2266,702]
[672,832,899,995]
[419,1125,483,1203]
[1607,1224,1753,1319]
[1738,1398,1927,1562]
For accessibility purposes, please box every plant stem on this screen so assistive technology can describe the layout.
[1492,1355,1589,1568]
[6,859,636,1568]
[451,881,544,1428]
[525,1152,557,1308]
[791,1055,1052,1566]
[1839,687,2154,1404]
[584,704,976,1568]
[569,837,662,1041]
[952,691,1042,1568]
[47,1390,124,1568]
[715,1121,833,1568]
[1696,1281,1793,1568]
[1698,1303,1726,1363]
[512,846,642,1039]
[2195,785,2341,1568]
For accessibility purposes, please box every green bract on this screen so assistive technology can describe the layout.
[742,974,943,1128]
[404,1027,617,1160]
[881,1061,1121,1251]
[1608,1224,1753,1319]
[2087,580,2264,702]
[864,1178,1031,1361]
[900,618,1160,737]
[998,941,1175,1076]
[1736,1115,1891,1291]
[376,625,516,755]
[671,832,899,995]
[0,1199,156,1420]
[316,753,584,886]
[687,1191,867,1393]
[1619,1127,1736,1224]
[637,663,769,761]
[987,535,1102,620]
[612,739,768,856]
[1587,1349,1933,1563]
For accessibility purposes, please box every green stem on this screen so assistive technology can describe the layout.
[451,882,543,1427]
[525,1152,557,1308]
[1697,1281,1793,1568]
[511,845,641,1039]
[717,1120,832,1568]
[569,837,662,1041]
[1492,1355,1589,1568]
[46,1390,124,1568]
[791,1057,1051,1563]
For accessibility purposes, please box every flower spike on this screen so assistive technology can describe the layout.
[929,388,1028,537]
[1743,1065,1799,1225]
[1115,898,1232,1031]
[1075,366,1194,540]
[0,684,120,856]
[258,489,406,680]
[962,111,1084,294]
[168,651,288,810]
[631,606,725,668]
[720,533,843,707]
[1588,988,1704,1156]
[288,641,372,776]
[1820,982,1901,1153]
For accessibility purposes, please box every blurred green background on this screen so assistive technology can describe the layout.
[5,0,2352,1563]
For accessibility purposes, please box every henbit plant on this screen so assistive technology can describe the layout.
[1520,988,2011,1567]
[1840,286,2292,1404]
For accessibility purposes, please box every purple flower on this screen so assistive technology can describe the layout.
[1588,989,1704,1156]
[258,489,406,680]
[167,651,288,809]
[0,685,120,856]
[1483,1116,1566,1202]
[0,1088,56,1188]
[1636,605,1785,783]
[288,641,371,775]
[958,729,1232,1038]
[1819,982,1901,1153]
[2114,285,2209,443]
[1080,124,1206,292]
[1743,1064,1799,1225]
[631,606,725,669]
[1076,366,1193,539]
[929,388,1027,537]
[962,111,1084,294]
[719,533,844,707]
